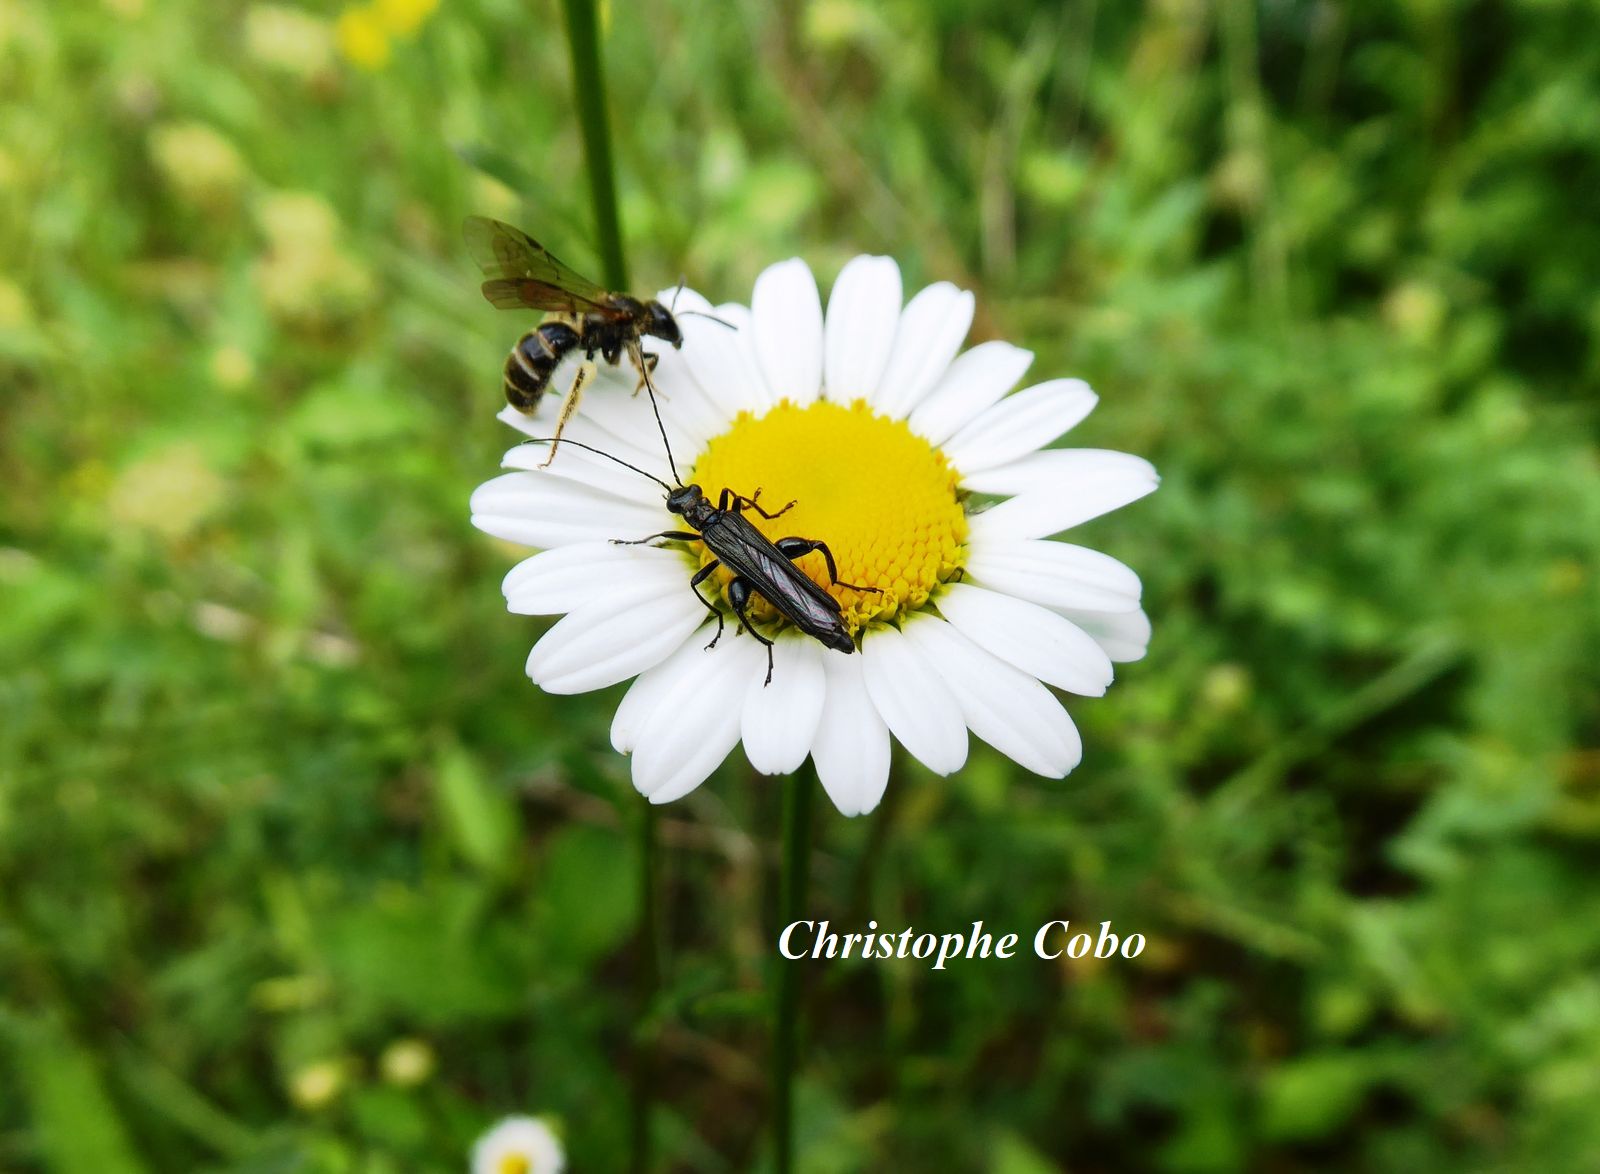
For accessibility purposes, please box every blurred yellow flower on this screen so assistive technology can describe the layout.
[256,189,340,249]
[335,0,438,69]
[379,1038,436,1086]
[209,343,256,390]
[336,5,390,70]
[288,1058,348,1110]
[245,5,336,79]
[1383,280,1447,345]
[252,190,374,324]
[108,442,227,541]
[375,0,439,37]
[0,276,33,329]
[148,121,247,210]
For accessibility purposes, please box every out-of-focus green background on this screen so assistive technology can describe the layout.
[3,0,1599,1169]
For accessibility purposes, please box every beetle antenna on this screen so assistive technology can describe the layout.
[631,342,683,486]
[516,436,672,492]
[678,309,736,331]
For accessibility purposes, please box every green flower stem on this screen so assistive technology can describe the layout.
[631,800,661,1174]
[560,0,629,290]
[556,4,648,1167]
[772,769,815,1173]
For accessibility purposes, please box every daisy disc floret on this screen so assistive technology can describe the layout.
[471,255,1157,816]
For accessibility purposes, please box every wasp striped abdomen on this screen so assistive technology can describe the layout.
[503,321,582,413]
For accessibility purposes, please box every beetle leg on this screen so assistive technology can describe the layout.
[610,530,702,546]
[773,538,882,594]
[689,560,726,649]
[727,487,795,520]
[728,577,776,686]
[540,360,592,467]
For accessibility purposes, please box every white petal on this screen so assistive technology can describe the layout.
[654,284,704,310]
[859,625,967,775]
[611,625,714,753]
[632,632,766,803]
[1055,606,1152,663]
[500,436,668,508]
[526,589,707,694]
[550,372,697,477]
[497,402,668,477]
[867,282,975,418]
[470,471,667,549]
[823,255,902,402]
[751,259,823,406]
[678,301,772,418]
[935,582,1113,696]
[943,379,1098,475]
[502,542,690,615]
[644,347,728,456]
[741,637,827,774]
[907,341,1034,445]
[903,614,1082,777]
[964,538,1141,614]
[809,648,891,816]
[967,451,1159,540]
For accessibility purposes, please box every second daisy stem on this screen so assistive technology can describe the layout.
[556,2,648,1166]
[631,801,661,1174]
[772,769,814,1173]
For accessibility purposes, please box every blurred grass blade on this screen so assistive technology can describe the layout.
[7,1015,148,1174]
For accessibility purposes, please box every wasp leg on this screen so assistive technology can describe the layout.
[627,340,667,400]
[774,537,883,594]
[632,350,659,394]
[721,486,795,520]
[611,530,702,546]
[727,577,776,686]
[688,560,726,649]
[540,360,593,468]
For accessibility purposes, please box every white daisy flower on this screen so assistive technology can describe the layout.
[470,256,1156,816]
[471,1115,565,1174]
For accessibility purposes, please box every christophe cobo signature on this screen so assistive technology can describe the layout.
[778,919,1147,971]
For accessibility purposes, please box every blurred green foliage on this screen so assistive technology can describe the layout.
[3,0,1599,1170]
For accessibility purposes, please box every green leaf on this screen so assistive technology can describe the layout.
[434,742,520,878]
[1258,1051,1376,1142]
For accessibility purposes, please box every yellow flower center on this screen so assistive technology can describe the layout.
[688,399,967,635]
[498,1156,530,1174]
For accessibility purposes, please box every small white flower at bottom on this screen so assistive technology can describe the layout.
[471,255,1156,816]
[471,1115,565,1174]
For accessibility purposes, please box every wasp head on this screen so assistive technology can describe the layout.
[643,301,683,349]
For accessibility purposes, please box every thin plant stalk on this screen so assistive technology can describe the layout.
[560,0,629,290]
[772,769,815,1173]
[631,801,661,1174]
[556,3,652,1169]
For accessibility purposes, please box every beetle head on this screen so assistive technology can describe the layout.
[666,484,703,515]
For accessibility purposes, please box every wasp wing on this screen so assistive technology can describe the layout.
[463,216,613,313]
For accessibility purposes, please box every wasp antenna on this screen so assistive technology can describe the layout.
[669,275,687,315]
[679,309,736,331]
[517,435,671,491]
